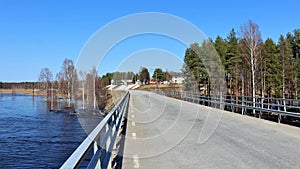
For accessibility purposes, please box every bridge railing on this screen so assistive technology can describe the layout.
[61,91,130,169]
[151,89,300,123]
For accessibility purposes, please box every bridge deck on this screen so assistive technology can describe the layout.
[122,90,300,169]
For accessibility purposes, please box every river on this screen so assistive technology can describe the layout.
[0,93,102,168]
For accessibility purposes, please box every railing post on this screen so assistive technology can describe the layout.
[214,95,217,109]
[259,97,262,119]
[277,99,280,111]
[106,119,113,168]
[94,141,101,169]
[192,93,195,103]
[278,114,281,124]
[267,97,270,110]
[242,96,244,115]
[231,94,233,112]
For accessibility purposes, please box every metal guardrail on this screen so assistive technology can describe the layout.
[61,91,130,169]
[151,90,300,123]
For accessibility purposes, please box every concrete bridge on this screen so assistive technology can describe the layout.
[61,90,300,169]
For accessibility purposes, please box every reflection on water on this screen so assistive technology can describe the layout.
[0,94,102,168]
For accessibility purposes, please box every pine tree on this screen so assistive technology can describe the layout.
[183,46,204,92]
[214,36,228,93]
[262,38,281,97]
[226,29,241,96]
[278,35,293,111]
[214,36,227,66]
[292,29,300,98]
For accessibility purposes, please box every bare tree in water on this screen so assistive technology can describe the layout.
[38,67,53,98]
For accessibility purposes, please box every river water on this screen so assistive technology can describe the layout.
[0,93,101,168]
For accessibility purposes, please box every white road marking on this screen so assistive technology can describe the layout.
[131,110,134,113]
[131,115,135,118]
[133,155,140,168]
[132,133,136,139]
[131,121,136,126]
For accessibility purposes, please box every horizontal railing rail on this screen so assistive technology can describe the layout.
[61,91,130,169]
[151,89,300,123]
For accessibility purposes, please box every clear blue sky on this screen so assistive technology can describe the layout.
[0,0,299,82]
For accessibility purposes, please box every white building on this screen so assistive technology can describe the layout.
[171,77,185,84]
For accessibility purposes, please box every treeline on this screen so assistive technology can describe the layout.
[102,71,136,85]
[102,67,178,85]
[102,67,170,85]
[0,82,35,89]
[183,20,300,100]
[102,68,150,85]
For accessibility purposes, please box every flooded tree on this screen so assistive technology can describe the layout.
[60,59,77,106]
[85,67,99,110]
[56,72,65,98]
[79,70,87,110]
[38,67,53,98]
[91,67,97,110]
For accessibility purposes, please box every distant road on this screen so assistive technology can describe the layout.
[122,90,300,169]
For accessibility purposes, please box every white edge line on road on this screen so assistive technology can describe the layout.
[133,154,139,168]
[132,133,136,139]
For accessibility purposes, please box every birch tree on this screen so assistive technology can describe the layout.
[79,70,86,110]
[56,72,65,98]
[38,68,53,98]
[91,67,97,110]
[61,59,76,106]
[240,20,263,114]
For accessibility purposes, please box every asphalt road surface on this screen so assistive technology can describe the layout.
[122,90,300,169]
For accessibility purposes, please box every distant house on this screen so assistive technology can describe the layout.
[122,80,133,85]
[171,77,184,84]
[111,79,133,85]
[125,80,133,85]
[149,79,157,84]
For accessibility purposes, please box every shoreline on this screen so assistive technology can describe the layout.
[0,89,46,96]
[0,89,124,115]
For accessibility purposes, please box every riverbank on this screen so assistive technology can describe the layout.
[0,88,45,96]
[0,88,126,115]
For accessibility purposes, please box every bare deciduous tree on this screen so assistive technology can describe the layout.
[240,20,263,114]
[38,67,53,98]
[91,67,97,110]
[79,70,86,110]
[56,72,65,98]
[61,59,76,106]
